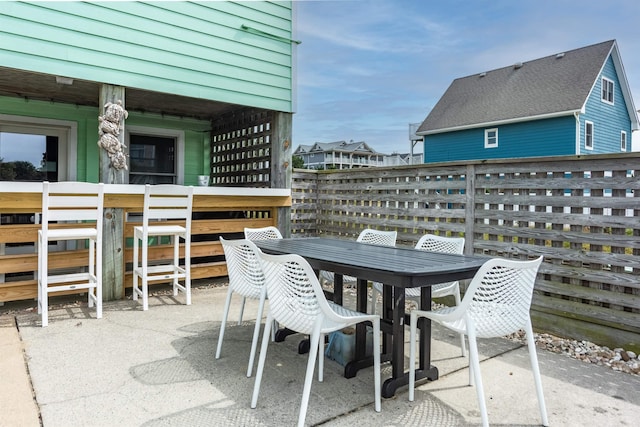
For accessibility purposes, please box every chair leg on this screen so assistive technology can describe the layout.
[298,326,321,427]
[468,328,489,427]
[238,297,246,325]
[37,236,42,316]
[408,311,418,401]
[133,235,139,302]
[88,238,95,309]
[247,291,268,377]
[251,312,274,409]
[173,235,180,297]
[41,286,48,328]
[318,333,325,382]
[526,321,549,426]
[95,286,102,319]
[184,235,191,305]
[142,238,149,311]
[372,318,381,412]
[95,236,102,320]
[215,288,234,360]
[370,285,380,315]
[453,286,466,357]
[38,236,49,327]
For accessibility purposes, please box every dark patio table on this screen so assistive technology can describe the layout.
[254,237,487,398]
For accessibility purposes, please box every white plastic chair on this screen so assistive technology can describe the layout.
[244,226,283,240]
[216,237,270,377]
[132,184,194,311]
[371,234,467,356]
[319,228,397,287]
[37,181,104,327]
[409,256,548,427]
[241,226,283,326]
[252,251,381,427]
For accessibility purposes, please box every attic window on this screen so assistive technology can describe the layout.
[601,77,614,104]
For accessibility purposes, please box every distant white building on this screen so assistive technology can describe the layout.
[294,141,384,169]
[294,140,423,169]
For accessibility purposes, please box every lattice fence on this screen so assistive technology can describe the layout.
[210,108,273,187]
[291,153,640,351]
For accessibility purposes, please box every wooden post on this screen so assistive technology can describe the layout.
[272,112,292,237]
[99,84,127,300]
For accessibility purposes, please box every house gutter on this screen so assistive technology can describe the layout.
[417,109,583,136]
[574,111,581,155]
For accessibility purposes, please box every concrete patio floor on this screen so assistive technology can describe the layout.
[2,282,639,426]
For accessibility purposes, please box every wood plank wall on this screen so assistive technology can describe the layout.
[0,188,290,303]
[291,153,640,352]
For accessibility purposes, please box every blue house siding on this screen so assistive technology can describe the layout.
[424,116,576,163]
[580,56,632,154]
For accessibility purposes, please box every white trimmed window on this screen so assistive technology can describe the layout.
[0,115,76,181]
[585,121,594,150]
[621,131,627,151]
[601,77,614,104]
[125,126,185,185]
[484,128,498,148]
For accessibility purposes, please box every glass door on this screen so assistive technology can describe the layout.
[0,121,71,270]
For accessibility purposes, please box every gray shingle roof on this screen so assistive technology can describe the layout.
[418,40,616,134]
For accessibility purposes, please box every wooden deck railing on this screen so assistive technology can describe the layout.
[291,152,640,352]
[0,183,291,303]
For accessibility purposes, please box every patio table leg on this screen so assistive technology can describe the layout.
[344,278,372,378]
[379,285,439,398]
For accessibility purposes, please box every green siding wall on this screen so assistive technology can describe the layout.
[0,1,294,112]
[1,95,211,185]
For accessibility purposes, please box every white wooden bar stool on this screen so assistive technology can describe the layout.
[38,181,104,327]
[133,184,194,310]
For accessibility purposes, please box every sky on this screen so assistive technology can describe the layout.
[0,133,45,166]
[292,0,640,154]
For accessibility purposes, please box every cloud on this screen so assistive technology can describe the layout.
[293,0,640,154]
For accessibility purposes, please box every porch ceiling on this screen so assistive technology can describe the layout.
[0,67,240,121]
